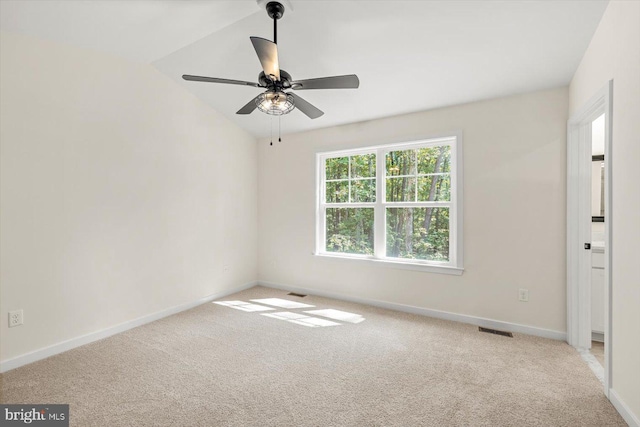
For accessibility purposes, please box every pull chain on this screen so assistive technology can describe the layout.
[278,116,281,142]
[270,116,273,146]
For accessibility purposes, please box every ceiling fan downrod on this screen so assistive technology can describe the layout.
[265,1,285,44]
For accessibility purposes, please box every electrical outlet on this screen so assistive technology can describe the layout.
[9,310,23,327]
[518,289,529,302]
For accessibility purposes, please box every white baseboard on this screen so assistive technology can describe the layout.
[259,281,566,341]
[610,389,640,427]
[592,331,605,342]
[0,281,257,373]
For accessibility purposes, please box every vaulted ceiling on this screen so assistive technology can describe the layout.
[1,1,608,137]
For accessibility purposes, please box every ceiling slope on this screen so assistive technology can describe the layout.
[1,1,608,137]
[153,1,608,137]
[0,0,260,63]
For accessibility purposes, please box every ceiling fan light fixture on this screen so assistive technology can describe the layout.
[256,91,295,116]
[182,0,356,121]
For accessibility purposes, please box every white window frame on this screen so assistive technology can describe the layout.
[315,133,464,275]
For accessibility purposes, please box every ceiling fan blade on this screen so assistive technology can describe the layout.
[250,37,280,81]
[291,93,324,119]
[236,95,262,115]
[182,75,261,87]
[291,74,360,90]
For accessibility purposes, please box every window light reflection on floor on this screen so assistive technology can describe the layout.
[213,297,365,328]
[304,309,365,324]
[262,311,341,327]
[250,298,315,309]
[213,301,274,312]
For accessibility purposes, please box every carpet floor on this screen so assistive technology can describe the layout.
[1,285,626,426]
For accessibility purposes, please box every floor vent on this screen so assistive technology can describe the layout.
[479,327,513,338]
[287,292,307,298]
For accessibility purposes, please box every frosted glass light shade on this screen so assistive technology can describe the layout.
[256,91,295,116]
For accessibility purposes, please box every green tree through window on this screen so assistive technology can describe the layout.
[318,137,461,269]
[324,154,375,255]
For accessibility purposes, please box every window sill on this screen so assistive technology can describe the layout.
[313,252,464,275]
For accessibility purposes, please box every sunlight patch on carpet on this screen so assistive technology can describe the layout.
[213,301,274,312]
[304,309,365,324]
[262,311,341,327]
[214,296,364,328]
[250,298,315,309]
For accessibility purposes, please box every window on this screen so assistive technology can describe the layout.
[316,135,463,274]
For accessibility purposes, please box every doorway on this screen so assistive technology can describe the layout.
[566,80,612,396]
[590,113,605,368]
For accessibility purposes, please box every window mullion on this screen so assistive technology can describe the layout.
[414,149,418,202]
[318,156,326,253]
[348,156,351,203]
[449,142,458,266]
[324,202,375,208]
[383,201,452,208]
[374,148,385,258]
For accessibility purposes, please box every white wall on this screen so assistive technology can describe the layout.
[258,87,568,334]
[0,31,258,363]
[569,0,640,421]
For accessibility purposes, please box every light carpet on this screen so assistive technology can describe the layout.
[0,285,626,426]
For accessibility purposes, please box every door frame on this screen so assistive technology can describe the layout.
[566,80,613,396]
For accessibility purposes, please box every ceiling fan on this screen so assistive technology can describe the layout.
[182,1,359,120]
